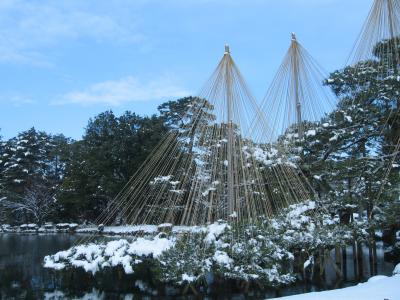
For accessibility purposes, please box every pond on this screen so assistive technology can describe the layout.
[0,233,395,299]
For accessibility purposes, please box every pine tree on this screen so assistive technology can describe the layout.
[58,110,168,221]
[0,128,69,223]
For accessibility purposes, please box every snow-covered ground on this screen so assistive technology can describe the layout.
[273,273,400,300]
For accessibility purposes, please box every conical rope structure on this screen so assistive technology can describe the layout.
[77,45,314,245]
[258,34,336,142]
[338,0,400,202]
[347,0,400,75]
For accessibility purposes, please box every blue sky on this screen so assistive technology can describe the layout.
[0,0,372,140]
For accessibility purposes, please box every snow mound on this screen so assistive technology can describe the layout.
[272,274,400,300]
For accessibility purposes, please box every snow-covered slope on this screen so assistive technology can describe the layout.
[273,274,400,300]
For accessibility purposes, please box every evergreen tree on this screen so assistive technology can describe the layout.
[58,110,167,221]
[0,128,69,223]
[274,37,400,242]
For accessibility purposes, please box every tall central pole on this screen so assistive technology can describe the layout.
[225,44,235,216]
[291,33,303,139]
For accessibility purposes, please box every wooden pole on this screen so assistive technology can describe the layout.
[291,33,303,139]
[225,45,235,217]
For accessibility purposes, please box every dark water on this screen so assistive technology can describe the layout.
[0,233,395,300]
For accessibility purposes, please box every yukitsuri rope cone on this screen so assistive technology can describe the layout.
[335,0,400,201]
[259,33,336,141]
[42,47,326,291]
[347,0,399,74]
[76,45,314,246]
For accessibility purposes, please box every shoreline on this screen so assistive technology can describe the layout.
[0,223,208,236]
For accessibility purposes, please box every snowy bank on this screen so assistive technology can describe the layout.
[272,274,400,300]
[1,223,207,235]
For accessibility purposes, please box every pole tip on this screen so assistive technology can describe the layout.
[224,44,230,54]
[291,32,297,41]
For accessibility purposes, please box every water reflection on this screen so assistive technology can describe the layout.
[0,233,395,299]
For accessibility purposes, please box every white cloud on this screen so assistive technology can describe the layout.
[54,75,191,106]
[0,95,36,107]
[0,0,143,66]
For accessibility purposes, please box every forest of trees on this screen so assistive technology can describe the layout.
[0,98,196,224]
[0,45,399,254]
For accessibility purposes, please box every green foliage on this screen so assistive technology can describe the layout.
[214,224,295,286]
[157,233,214,285]
[0,128,69,223]
[0,37,399,238]
[58,110,167,221]
[272,36,400,237]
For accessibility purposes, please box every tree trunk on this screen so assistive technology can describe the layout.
[316,248,326,284]
[353,241,358,279]
[357,241,364,280]
[373,239,378,275]
[342,246,347,280]
[368,238,378,276]
[335,246,342,281]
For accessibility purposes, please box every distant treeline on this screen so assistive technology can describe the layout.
[0,97,196,224]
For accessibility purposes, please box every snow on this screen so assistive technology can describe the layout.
[151,175,173,184]
[344,115,353,122]
[204,222,229,243]
[4,223,213,235]
[44,221,235,276]
[329,134,339,142]
[76,225,158,234]
[229,211,238,218]
[181,273,197,283]
[394,263,400,275]
[287,201,316,219]
[272,275,400,300]
[202,187,216,196]
[20,224,38,231]
[303,256,314,269]
[169,189,184,194]
[158,223,172,229]
[305,129,316,137]
[213,250,233,268]
[44,235,176,274]
[128,236,175,257]
[56,223,74,228]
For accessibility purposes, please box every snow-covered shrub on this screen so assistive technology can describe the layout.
[156,233,214,285]
[270,201,350,253]
[213,223,296,286]
[44,235,176,275]
[43,201,356,289]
